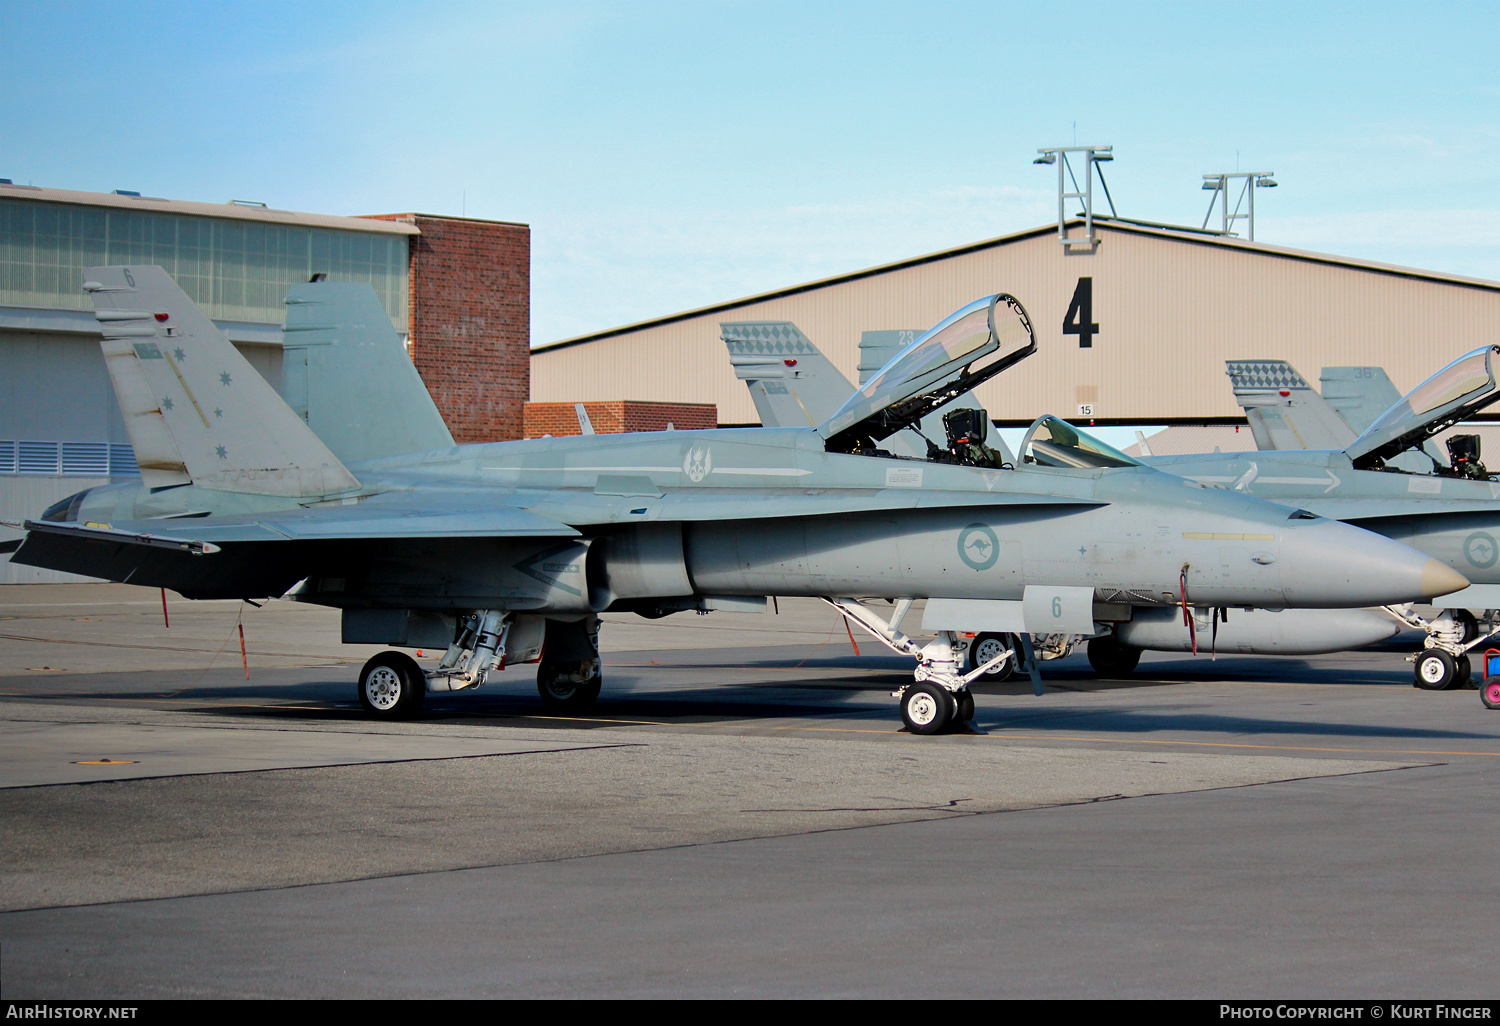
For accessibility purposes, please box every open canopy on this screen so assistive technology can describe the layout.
[1019,415,1142,469]
[1347,344,1500,467]
[818,293,1035,450]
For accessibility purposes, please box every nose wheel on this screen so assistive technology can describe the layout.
[901,682,956,735]
[1414,650,1468,690]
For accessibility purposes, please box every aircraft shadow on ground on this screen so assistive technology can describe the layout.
[6,652,1491,743]
[970,703,1500,742]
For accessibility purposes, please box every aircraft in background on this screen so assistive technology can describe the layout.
[1200,356,1500,695]
[722,322,1500,704]
[3,268,1464,735]
[1223,359,1440,471]
[721,321,1417,680]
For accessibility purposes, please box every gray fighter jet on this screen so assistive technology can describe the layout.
[3,267,1465,735]
[722,322,1414,678]
[1138,346,1500,696]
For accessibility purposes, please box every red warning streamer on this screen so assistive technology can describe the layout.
[1180,564,1197,656]
[843,615,861,656]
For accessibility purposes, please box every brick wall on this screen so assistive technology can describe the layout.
[363,212,530,444]
[524,401,717,438]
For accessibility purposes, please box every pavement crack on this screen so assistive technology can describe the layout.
[741,798,973,813]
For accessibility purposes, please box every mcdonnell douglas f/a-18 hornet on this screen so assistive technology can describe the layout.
[3,267,1467,734]
[1179,351,1500,704]
[726,322,1500,708]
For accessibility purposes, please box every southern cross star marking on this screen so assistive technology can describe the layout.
[173,348,186,361]
[1078,546,1087,556]
[219,371,232,386]
[215,445,228,459]
[161,396,174,411]
[213,408,223,418]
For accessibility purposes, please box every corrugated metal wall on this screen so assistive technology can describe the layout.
[531,224,1500,425]
[0,476,110,583]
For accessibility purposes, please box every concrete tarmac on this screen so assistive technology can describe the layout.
[1,585,1498,998]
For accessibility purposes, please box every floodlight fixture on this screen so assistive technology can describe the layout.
[1035,145,1116,248]
[1200,169,1276,241]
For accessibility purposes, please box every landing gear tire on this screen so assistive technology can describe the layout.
[1414,650,1460,690]
[536,658,602,714]
[901,682,956,735]
[1456,655,1473,688]
[1482,676,1500,710]
[358,651,426,719]
[1087,636,1142,678]
[968,633,1019,682]
[954,690,975,725]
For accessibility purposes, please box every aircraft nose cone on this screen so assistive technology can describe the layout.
[1279,520,1470,607]
[1422,558,1470,600]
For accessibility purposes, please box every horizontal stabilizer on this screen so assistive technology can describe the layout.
[84,266,361,497]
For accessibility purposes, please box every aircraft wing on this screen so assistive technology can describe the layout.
[11,502,580,598]
[37,503,579,544]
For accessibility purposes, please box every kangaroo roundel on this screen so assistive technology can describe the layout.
[958,523,1000,571]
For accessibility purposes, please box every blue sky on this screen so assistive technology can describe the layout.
[3,0,1497,344]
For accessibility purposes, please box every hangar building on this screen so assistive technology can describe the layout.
[0,182,529,582]
[531,217,1500,430]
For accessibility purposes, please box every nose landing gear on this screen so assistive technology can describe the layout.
[825,597,1029,734]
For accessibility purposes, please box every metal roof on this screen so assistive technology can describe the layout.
[534,217,1500,353]
[0,182,420,236]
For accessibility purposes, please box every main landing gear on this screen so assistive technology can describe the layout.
[358,651,426,718]
[355,611,604,719]
[825,597,1038,735]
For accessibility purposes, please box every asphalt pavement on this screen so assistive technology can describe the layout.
[1,585,1497,998]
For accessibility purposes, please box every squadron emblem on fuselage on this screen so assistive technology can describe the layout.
[683,446,713,483]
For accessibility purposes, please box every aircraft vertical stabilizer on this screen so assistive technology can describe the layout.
[84,266,361,498]
[1319,366,1404,435]
[1225,360,1358,451]
[721,322,854,428]
[281,281,455,463]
